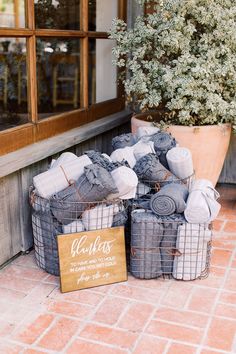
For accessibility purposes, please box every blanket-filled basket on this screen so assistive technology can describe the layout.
[130,208,212,281]
[30,188,128,276]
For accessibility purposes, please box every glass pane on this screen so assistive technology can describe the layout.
[0,38,28,131]
[36,38,80,119]
[89,0,118,32]
[0,0,25,28]
[89,39,117,105]
[35,0,80,30]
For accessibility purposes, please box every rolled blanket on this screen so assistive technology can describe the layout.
[112,133,136,150]
[166,147,194,180]
[102,153,113,162]
[110,146,136,169]
[136,126,160,140]
[50,164,118,224]
[112,209,128,227]
[156,213,186,274]
[173,223,212,280]
[50,159,56,168]
[33,155,92,199]
[50,152,78,169]
[84,150,115,172]
[82,203,120,231]
[151,132,177,169]
[150,183,189,216]
[133,153,179,187]
[62,220,85,234]
[132,139,155,161]
[130,209,163,279]
[107,166,138,200]
[184,179,221,223]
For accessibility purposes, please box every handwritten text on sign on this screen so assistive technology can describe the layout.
[57,226,127,293]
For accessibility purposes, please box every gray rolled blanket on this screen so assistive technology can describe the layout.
[85,150,130,171]
[50,164,118,224]
[151,132,177,169]
[157,213,186,274]
[112,133,136,150]
[130,210,163,279]
[112,209,128,227]
[150,183,188,216]
[84,150,115,171]
[133,153,179,187]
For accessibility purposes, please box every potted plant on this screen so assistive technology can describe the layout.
[109,0,236,186]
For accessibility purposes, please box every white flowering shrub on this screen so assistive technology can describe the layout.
[110,0,236,128]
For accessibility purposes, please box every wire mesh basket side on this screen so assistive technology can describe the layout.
[130,209,212,281]
[30,190,128,276]
[136,171,195,199]
[32,211,62,276]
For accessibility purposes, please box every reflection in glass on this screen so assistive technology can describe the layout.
[0,38,28,131]
[35,0,80,30]
[0,0,25,28]
[88,0,118,32]
[89,39,117,105]
[36,38,80,119]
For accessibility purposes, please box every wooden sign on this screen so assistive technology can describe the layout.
[57,226,127,293]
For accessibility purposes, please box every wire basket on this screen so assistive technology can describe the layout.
[130,208,212,281]
[30,189,128,276]
[136,171,195,199]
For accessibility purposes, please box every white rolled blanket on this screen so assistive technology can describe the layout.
[51,152,78,169]
[110,146,136,168]
[62,220,85,234]
[172,223,211,280]
[33,155,92,199]
[184,179,221,223]
[166,147,194,180]
[132,139,155,161]
[136,126,160,139]
[102,153,113,162]
[82,204,120,231]
[50,159,56,169]
[107,166,138,200]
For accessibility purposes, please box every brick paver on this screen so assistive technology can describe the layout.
[0,184,235,353]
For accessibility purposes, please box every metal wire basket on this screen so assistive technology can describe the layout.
[130,208,212,281]
[136,171,195,199]
[30,189,128,276]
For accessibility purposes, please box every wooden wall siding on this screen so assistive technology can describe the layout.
[0,123,129,267]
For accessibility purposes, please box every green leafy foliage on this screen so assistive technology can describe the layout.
[109,0,236,128]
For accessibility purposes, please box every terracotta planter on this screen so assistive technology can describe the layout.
[131,113,231,186]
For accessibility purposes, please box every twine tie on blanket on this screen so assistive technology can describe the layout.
[59,165,75,186]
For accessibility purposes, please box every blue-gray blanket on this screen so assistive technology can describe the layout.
[50,164,118,224]
[151,131,177,169]
[133,153,179,187]
[150,183,188,216]
[112,133,136,150]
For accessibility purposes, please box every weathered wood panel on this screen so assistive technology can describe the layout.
[0,122,130,266]
[0,178,13,265]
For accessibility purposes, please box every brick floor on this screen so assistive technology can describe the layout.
[0,184,235,353]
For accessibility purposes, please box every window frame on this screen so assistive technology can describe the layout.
[0,0,127,155]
